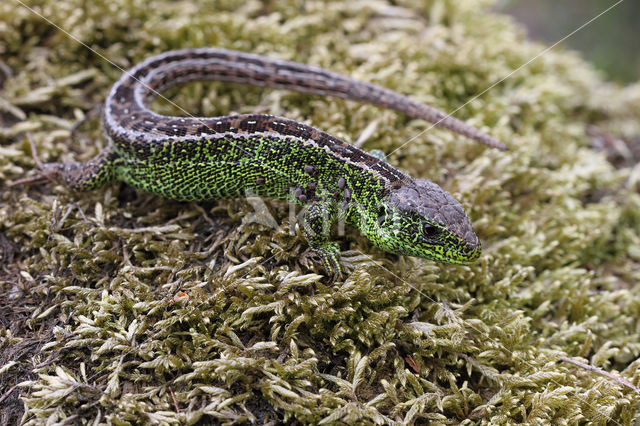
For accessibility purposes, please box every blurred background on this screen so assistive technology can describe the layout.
[496,0,640,83]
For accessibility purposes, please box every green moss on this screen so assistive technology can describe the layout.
[1,0,639,423]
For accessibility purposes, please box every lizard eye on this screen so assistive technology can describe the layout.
[422,223,439,238]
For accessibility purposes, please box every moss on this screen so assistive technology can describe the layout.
[1,0,639,423]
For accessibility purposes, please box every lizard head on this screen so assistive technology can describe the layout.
[364,178,481,264]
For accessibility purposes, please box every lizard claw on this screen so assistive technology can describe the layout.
[8,133,64,187]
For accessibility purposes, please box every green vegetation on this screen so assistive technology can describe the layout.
[498,0,640,82]
[1,0,639,423]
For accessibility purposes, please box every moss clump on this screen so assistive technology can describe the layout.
[1,0,639,423]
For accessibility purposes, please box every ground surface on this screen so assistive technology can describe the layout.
[1,0,640,424]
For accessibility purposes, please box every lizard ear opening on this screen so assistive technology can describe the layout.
[377,204,388,225]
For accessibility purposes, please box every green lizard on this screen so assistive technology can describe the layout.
[21,48,507,282]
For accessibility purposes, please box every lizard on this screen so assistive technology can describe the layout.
[16,48,507,282]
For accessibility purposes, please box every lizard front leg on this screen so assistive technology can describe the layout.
[368,149,387,162]
[302,199,341,284]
